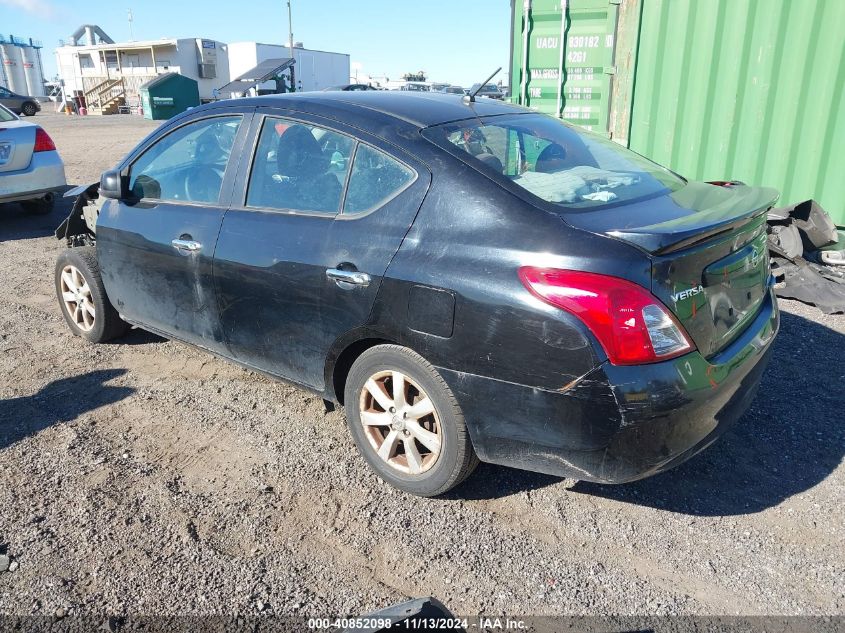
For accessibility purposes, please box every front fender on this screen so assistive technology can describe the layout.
[55,182,98,243]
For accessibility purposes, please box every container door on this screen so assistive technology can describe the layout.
[515,0,619,134]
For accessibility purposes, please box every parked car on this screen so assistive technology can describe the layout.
[439,85,466,95]
[53,92,779,496]
[398,82,430,92]
[0,103,66,214]
[468,83,504,99]
[0,85,42,116]
[322,84,379,91]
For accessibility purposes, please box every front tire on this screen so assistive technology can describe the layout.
[21,102,37,116]
[344,345,479,497]
[55,247,128,343]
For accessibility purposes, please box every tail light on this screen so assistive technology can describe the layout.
[33,127,56,152]
[518,267,695,365]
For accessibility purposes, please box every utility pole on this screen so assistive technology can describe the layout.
[287,0,296,92]
[127,8,134,41]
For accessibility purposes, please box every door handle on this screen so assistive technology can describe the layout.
[326,268,371,288]
[171,238,202,252]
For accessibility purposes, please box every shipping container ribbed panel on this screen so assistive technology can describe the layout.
[629,0,845,224]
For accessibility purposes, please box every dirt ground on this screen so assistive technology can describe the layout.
[0,111,843,620]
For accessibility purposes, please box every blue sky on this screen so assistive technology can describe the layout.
[0,0,512,86]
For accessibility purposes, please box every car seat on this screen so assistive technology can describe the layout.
[273,124,342,213]
[535,143,568,173]
[475,152,504,174]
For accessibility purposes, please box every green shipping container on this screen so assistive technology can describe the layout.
[510,0,845,226]
[140,72,200,121]
[510,0,620,133]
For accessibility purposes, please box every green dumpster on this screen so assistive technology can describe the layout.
[140,72,200,121]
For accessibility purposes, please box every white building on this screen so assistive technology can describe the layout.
[55,26,229,111]
[54,26,350,113]
[227,41,349,93]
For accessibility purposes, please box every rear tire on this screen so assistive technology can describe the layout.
[55,247,128,343]
[22,195,54,215]
[344,344,479,497]
[21,102,37,116]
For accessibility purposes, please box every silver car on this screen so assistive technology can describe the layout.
[0,85,41,116]
[0,104,66,214]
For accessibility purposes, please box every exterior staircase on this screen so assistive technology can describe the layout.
[84,78,126,115]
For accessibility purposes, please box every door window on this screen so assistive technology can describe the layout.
[128,116,241,203]
[246,117,352,214]
[343,144,415,215]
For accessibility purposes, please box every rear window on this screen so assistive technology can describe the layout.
[422,113,684,210]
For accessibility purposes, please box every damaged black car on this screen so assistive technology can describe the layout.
[54,92,780,496]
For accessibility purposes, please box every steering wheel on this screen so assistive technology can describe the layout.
[184,166,223,203]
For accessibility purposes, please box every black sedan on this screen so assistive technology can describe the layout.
[54,92,779,496]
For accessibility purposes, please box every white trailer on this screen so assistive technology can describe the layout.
[55,28,230,106]
[227,42,349,93]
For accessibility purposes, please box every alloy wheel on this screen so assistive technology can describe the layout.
[358,370,442,475]
[60,265,96,332]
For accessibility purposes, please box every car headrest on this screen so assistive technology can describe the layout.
[275,124,329,179]
[535,143,568,173]
[476,152,503,174]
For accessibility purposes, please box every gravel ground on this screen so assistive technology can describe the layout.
[0,111,842,620]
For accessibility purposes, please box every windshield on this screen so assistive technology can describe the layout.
[422,113,685,210]
[0,105,17,123]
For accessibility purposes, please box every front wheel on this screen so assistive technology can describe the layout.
[344,345,478,497]
[55,247,128,343]
[21,102,37,116]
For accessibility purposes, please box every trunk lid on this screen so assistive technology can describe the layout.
[0,121,36,173]
[564,182,779,357]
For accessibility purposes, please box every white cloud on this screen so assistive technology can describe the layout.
[0,0,57,20]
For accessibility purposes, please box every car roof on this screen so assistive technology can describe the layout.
[211,91,528,128]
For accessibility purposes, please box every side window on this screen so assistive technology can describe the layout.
[246,117,352,213]
[343,144,415,215]
[128,116,241,203]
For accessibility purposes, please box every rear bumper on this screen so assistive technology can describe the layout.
[437,288,780,483]
[0,151,66,204]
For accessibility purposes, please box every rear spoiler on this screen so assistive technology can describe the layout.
[604,186,780,254]
[613,204,772,255]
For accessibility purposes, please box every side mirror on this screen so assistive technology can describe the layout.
[99,170,126,200]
